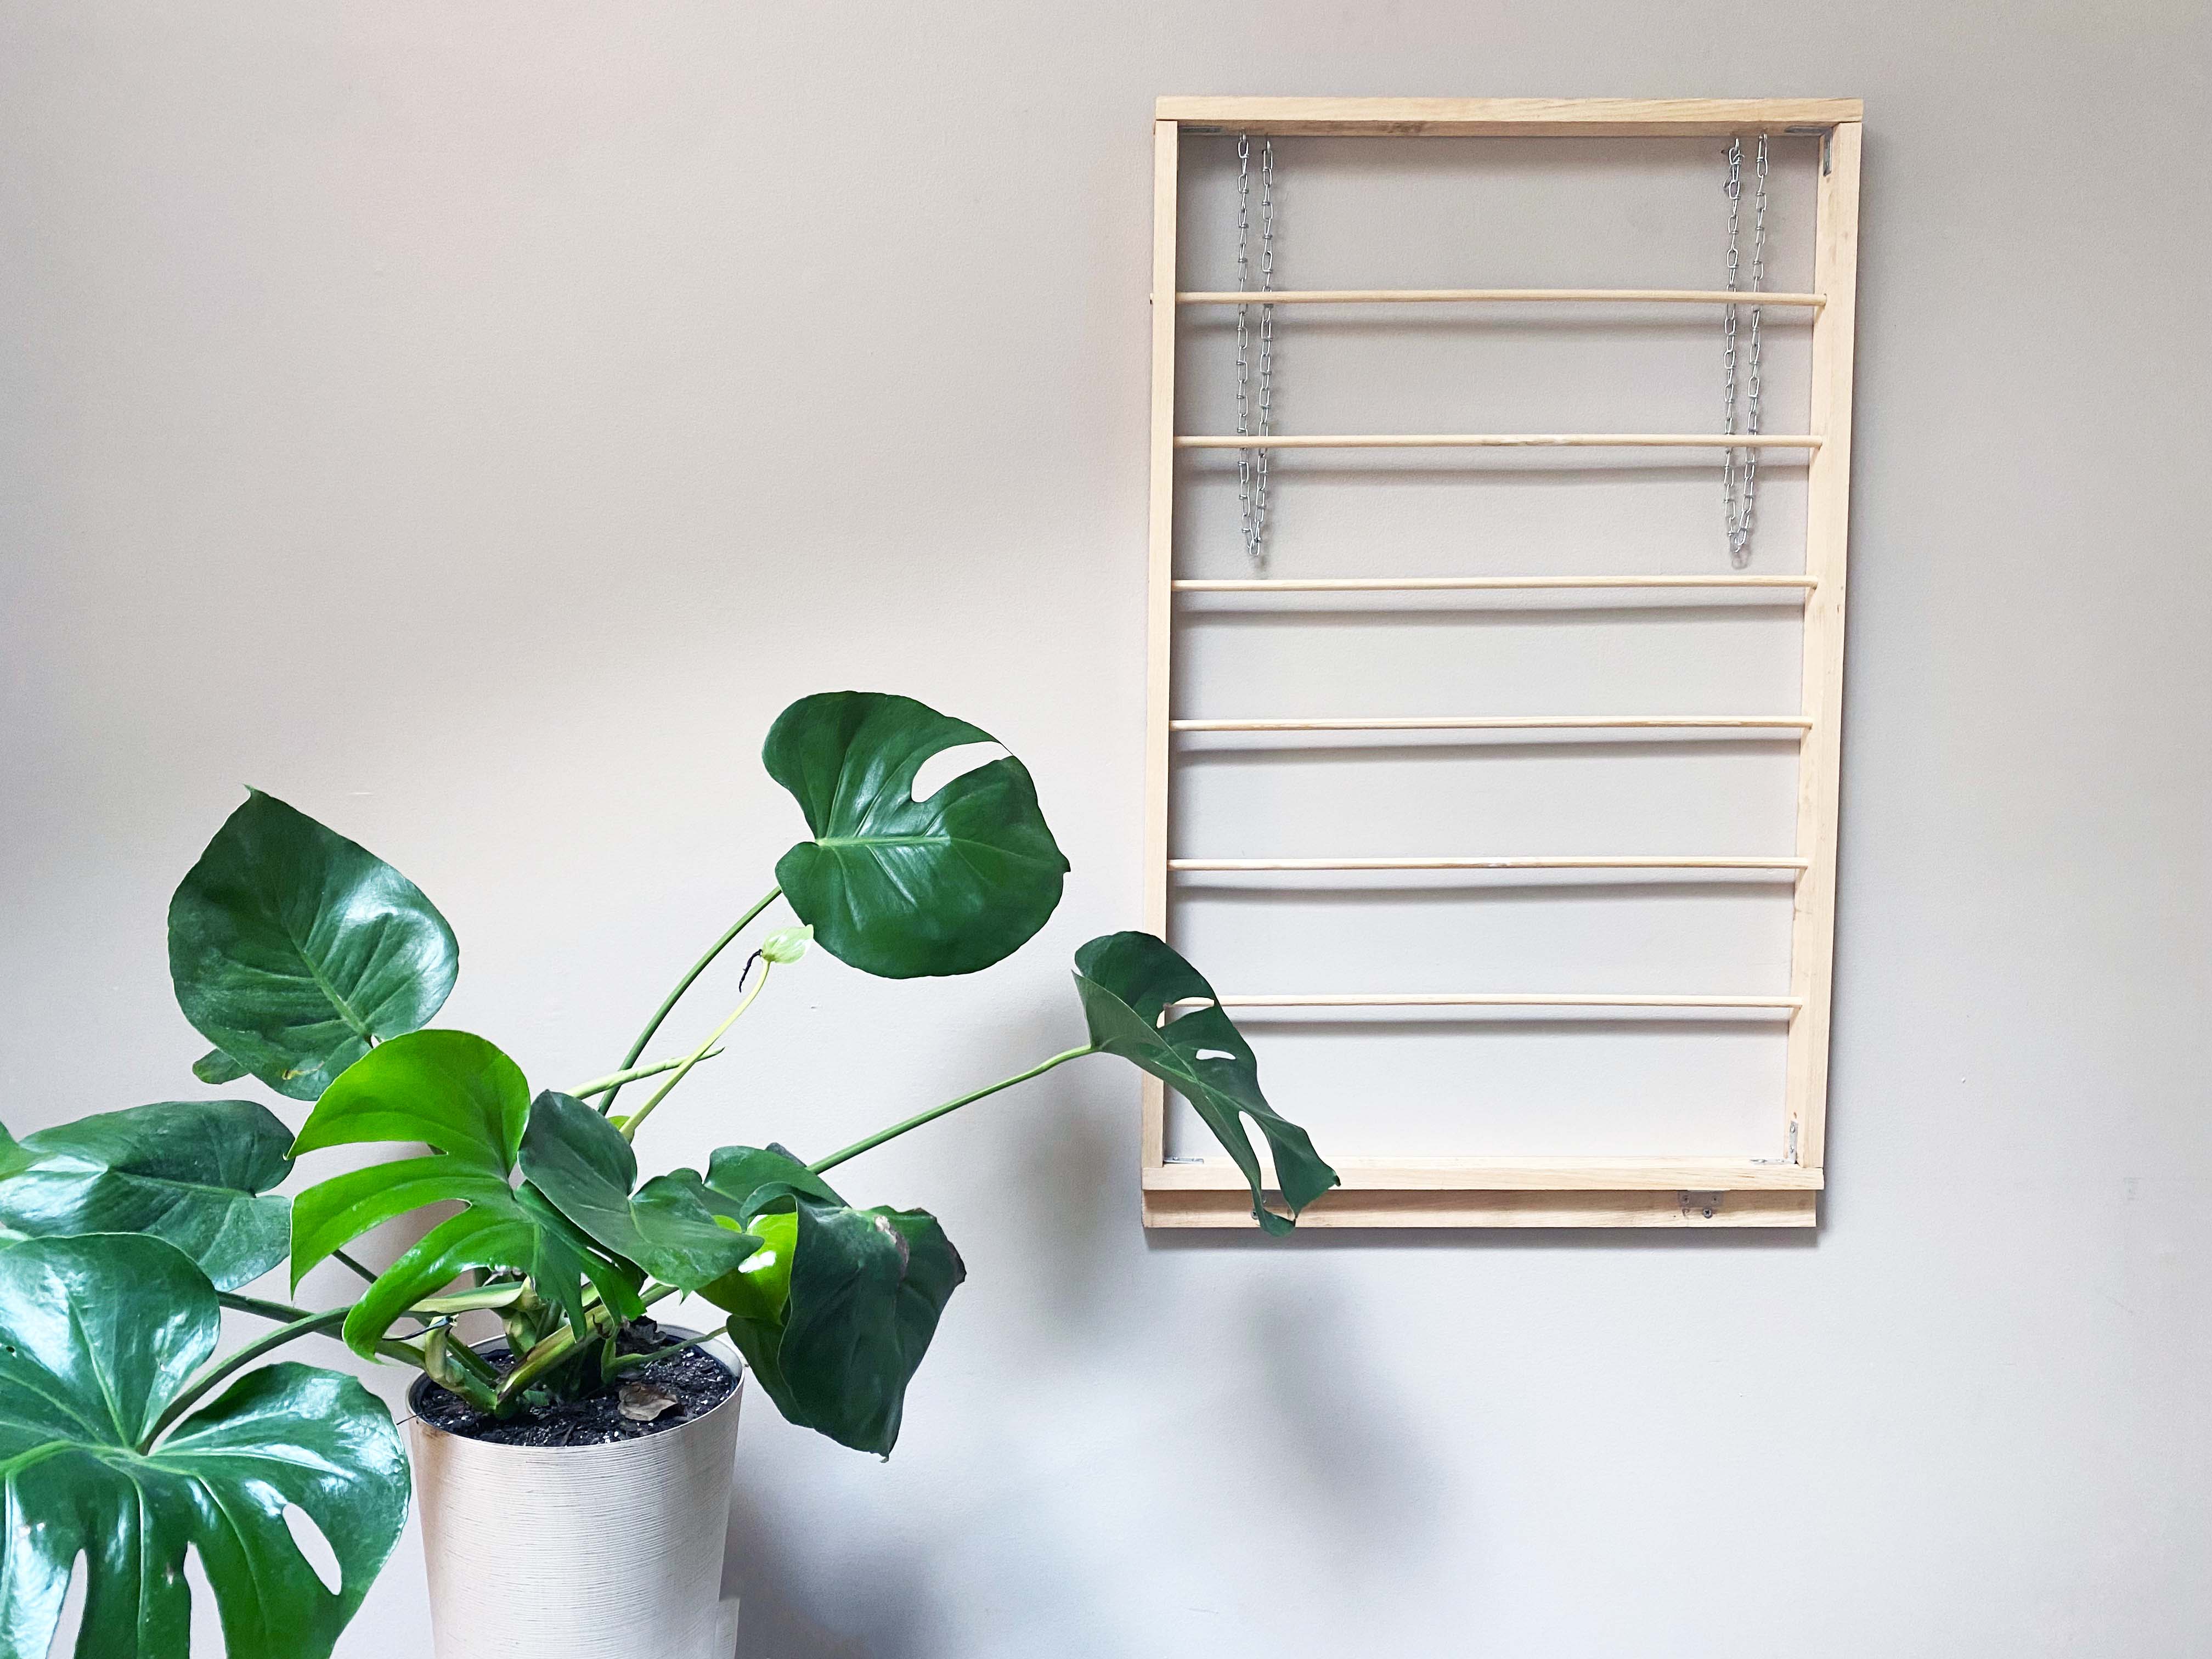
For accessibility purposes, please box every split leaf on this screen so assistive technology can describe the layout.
[1073,931,1339,1234]
[0,1234,409,1659]
[764,692,1068,979]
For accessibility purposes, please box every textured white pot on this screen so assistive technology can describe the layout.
[404,1335,743,1659]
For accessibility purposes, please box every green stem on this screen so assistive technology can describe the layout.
[601,887,781,1115]
[569,1046,724,1101]
[496,1282,681,1404]
[575,1053,730,1106]
[601,1320,732,1381]
[218,1289,465,1358]
[146,1307,417,1449]
[219,1290,314,1324]
[808,1045,1097,1176]
[619,964,774,1143]
[331,1248,379,1284]
[409,1283,531,1316]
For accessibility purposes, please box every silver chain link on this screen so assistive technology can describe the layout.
[1233,135,1276,567]
[1720,133,1768,567]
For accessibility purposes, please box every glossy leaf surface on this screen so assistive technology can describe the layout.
[190,1047,248,1085]
[699,1145,963,1455]
[704,1141,844,1215]
[764,692,1069,979]
[518,1091,763,1291]
[168,790,459,1100]
[289,1032,636,1357]
[0,1235,409,1659]
[1074,931,1339,1235]
[0,1099,293,1289]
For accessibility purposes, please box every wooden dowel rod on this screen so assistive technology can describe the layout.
[1176,433,1821,450]
[1168,856,1809,871]
[1176,287,1824,308]
[1172,574,1816,591]
[1170,715,1812,732]
[1180,992,1802,1009]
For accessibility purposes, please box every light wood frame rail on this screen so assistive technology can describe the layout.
[1142,96,1862,1229]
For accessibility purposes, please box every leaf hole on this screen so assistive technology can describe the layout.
[48,1548,88,1655]
[284,1504,342,1596]
[911,742,1008,803]
[1192,1049,1237,1063]
[183,1546,219,1644]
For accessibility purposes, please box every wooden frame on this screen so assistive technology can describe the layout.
[1141,97,1863,1228]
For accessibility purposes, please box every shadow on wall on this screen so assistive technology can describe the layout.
[723,1491,917,1659]
[1234,1274,1445,1568]
[702,1028,1829,1653]
[712,1034,1128,1658]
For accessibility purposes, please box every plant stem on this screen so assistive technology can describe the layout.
[219,1286,506,1328]
[619,964,774,1143]
[495,1282,681,1404]
[145,1307,425,1449]
[149,1308,346,1443]
[332,1248,378,1284]
[600,887,781,1115]
[601,1320,732,1381]
[409,1283,531,1316]
[569,1046,724,1100]
[219,1290,315,1323]
[807,1045,1097,1175]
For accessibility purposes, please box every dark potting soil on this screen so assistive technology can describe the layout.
[411,1318,738,1448]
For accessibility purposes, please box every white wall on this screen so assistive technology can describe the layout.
[3,4,2207,1656]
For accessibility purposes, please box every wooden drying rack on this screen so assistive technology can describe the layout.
[1140,97,1863,1228]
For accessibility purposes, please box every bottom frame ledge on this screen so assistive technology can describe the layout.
[1143,1188,1819,1229]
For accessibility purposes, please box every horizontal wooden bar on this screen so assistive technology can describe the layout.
[1169,855,1809,872]
[1176,432,1820,450]
[1190,992,1802,1010]
[1146,1157,1822,1192]
[1142,1188,1820,1228]
[1177,287,1824,308]
[1171,714,1812,732]
[1156,95,1861,138]
[1173,574,1816,592]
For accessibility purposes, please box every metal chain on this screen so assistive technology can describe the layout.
[1233,135,1276,567]
[1720,133,1768,566]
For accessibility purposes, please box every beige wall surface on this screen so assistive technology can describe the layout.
[3,4,2207,1656]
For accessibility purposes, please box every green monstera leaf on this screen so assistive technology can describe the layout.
[290,1031,639,1358]
[518,1091,763,1291]
[0,1234,409,1659]
[0,1099,294,1289]
[697,1144,963,1455]
[168,789,459,1100]
[764,692,1069,979]
[1074,931,1340,1235]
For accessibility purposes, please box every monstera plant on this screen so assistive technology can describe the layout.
[0,690,1337,1658]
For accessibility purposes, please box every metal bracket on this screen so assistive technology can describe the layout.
[1679,1190,1725,1220]
[1782,124,1835,173]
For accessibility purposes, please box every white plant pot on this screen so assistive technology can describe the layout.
[404,1334,743,1659]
